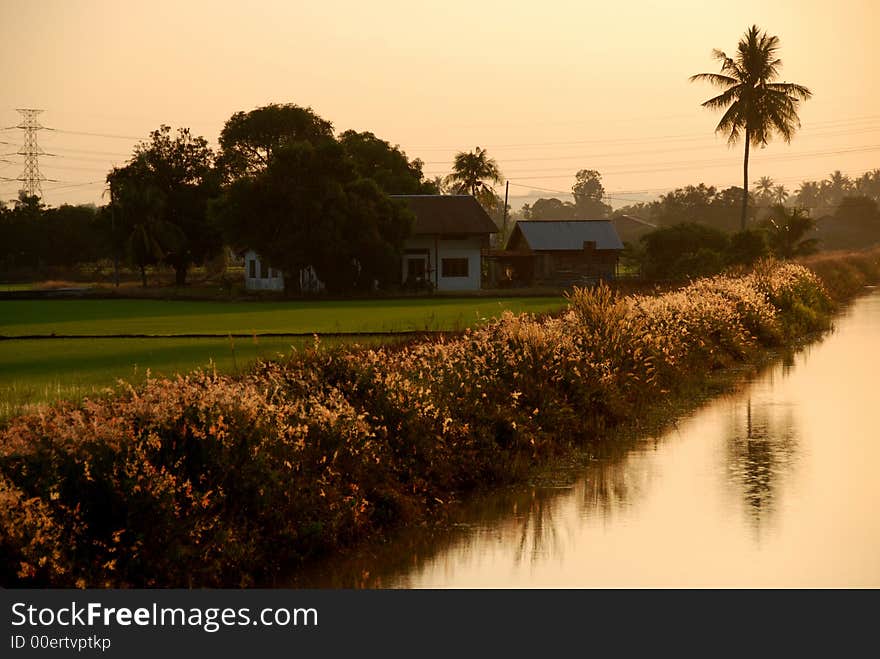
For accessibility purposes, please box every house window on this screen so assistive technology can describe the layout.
[441,258,469,278]
[248,259,256,279]
[261,263,269,279]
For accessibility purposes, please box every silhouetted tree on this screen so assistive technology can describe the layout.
[107,161,183,287]
[214,141,413,294]
[339,130,438,195]
[111,125,221,285]
[444,147,503,211]
[754,176,774,203]
[572,169,612,218]
[691,25,812,230]
[855,169,880,203]
[764,205,818,258]
[524,197,578,219]
[218,103,334,180]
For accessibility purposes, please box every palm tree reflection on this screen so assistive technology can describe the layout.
[724,392,798,534]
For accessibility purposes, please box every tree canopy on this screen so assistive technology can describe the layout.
[764,205,819,258]
[214,141,413,294]
[572,169,612,218]
[522,197,579,219]
[218,103,334,180]
[108,125,221,285]
[339,130,438,195]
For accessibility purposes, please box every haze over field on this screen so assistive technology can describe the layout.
[1,0,877,209]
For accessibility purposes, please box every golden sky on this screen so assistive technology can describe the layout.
[1,0,877,208]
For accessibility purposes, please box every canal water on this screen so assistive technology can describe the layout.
[294,289,880,588]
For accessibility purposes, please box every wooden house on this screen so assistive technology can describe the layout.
[492,220,624,287]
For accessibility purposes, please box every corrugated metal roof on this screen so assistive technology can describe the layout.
[513,220,624,251]
[391,195,499,235]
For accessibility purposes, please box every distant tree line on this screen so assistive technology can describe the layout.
[0,196,108,273]
[0,103,442,293]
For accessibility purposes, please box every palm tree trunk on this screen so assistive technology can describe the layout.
[741,129,751,231]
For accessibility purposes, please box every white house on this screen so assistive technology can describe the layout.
[241,249,284,291]
[392,195,498,292]
[240,195,497,294]
[241,249,325,292]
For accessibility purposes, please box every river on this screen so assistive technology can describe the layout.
[292,289,880,588]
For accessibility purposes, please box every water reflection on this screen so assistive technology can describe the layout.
[288,292,880,587]
[723,394,798,533]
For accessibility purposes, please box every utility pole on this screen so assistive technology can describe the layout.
[502,180,509,247]
[16,108,46,199]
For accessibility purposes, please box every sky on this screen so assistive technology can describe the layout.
[1,0,878,210]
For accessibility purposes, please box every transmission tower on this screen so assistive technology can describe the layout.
[16,108,46,198]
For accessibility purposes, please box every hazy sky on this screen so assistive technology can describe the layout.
[1,0,877,209]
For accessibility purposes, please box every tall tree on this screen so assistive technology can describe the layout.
[572,169,612,218]
[112,125,221,285]
[106,161,182,287]
[444,147,503,211]
[691,25,812,230]
[218,103,334,180]
[214,141,413,294]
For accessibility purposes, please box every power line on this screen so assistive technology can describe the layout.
[45,128,143,141]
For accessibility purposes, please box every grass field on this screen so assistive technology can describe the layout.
[0,335,397,420]
[0,296,564,419]
[0,297,563,336]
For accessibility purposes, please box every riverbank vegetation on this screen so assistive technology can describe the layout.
[1,250,878,587]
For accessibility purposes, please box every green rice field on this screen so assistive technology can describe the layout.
[0,296,564,419]
[0,297,563,336]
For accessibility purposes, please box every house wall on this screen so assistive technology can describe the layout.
[243,249,285,291]
[402,235,484,291]
[533,250,619,285]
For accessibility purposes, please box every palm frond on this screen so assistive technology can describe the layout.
[689,72,740,87]
[766,82,812,100]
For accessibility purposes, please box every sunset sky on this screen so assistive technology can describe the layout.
[1,0,877,209]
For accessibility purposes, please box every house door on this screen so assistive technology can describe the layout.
[406,255,428,282]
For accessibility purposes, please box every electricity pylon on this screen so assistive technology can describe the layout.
[16,108,45,198]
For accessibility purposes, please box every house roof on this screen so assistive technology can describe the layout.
[391,195,498,235]
[512,220,624,251]
[612,214,657,229]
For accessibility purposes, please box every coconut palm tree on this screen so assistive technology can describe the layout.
[772,184,788,204]
[444,147,503,210]
[691,25,812,230]
[754,176,775,204]
[794,180,821,211]
[856,169,880,202]
[825,170,853,206]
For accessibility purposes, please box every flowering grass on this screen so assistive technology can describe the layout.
[1,252,878,587]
